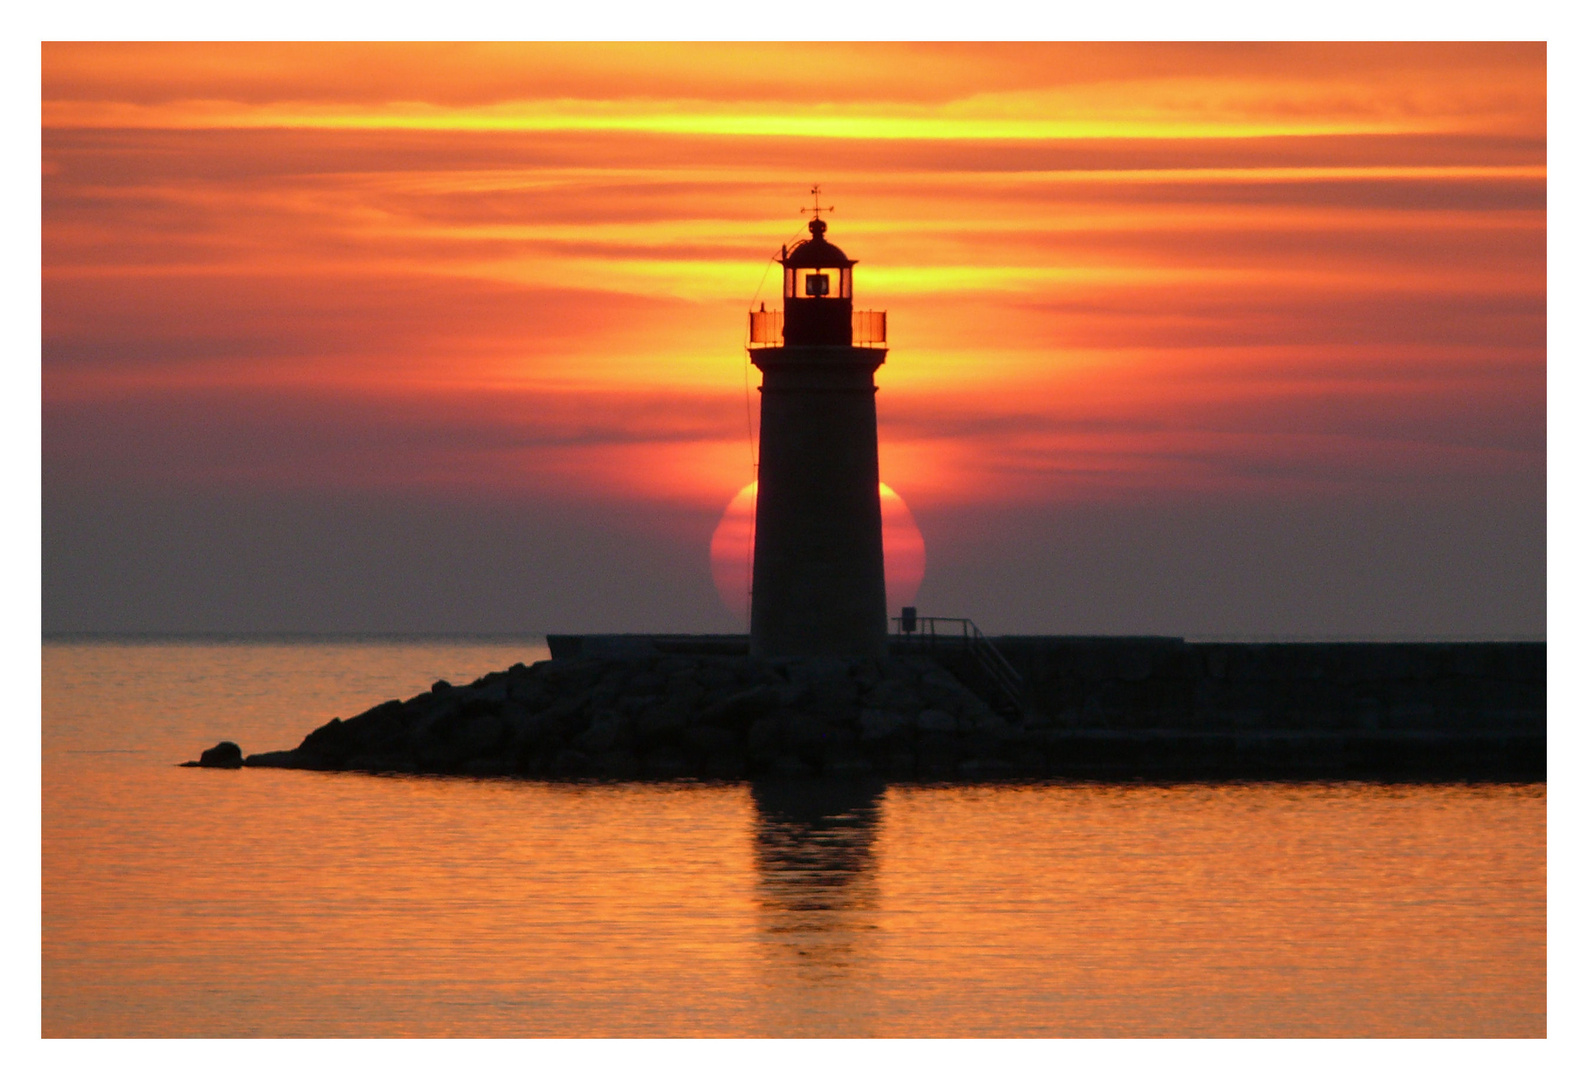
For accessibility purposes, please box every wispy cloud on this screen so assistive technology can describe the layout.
[43,42,1545,523]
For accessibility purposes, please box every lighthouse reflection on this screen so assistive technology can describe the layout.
[749,778,885,979]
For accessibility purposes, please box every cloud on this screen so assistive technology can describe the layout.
[39,43,1546,634]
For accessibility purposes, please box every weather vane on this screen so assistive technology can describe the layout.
[800,183,834,221]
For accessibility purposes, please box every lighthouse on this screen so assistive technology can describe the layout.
[746,192,890,658]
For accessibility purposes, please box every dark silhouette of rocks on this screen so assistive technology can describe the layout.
[181,740,243,768]
[223,654,1003,780]
[183,645,1545,781]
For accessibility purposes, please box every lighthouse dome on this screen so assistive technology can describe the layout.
[782,218,856,268]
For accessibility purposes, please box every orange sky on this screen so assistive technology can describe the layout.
[41,43,1547,635]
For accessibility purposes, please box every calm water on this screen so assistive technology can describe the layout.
[42,638,1546,1037]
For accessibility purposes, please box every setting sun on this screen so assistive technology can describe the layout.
[710,481,925,625]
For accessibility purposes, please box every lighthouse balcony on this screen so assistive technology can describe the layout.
[748,308,887,348]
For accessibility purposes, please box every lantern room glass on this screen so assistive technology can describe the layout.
[785,266,852,300]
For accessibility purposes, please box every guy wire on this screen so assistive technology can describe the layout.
[741,227,806,475]
[739,225,808,619]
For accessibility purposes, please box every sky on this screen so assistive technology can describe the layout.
[40,42,1546,637]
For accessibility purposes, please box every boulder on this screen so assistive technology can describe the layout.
[784,714,849,754]
[745,716,787,760]
[242,749,300,768]
[823,753,875,776]
[699,685,781,729]
[859,708,907,742]
[591,750,642,778]
[666,673,706,710]
[641,747,692,777]
[699,752,748,779]
[685,725,741,756]
[576,712,629,754]
[635,701,689,742]
[187,741,243,768]
[958,758,1017,779]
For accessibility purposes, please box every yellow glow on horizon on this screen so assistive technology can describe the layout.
[41,97,1469,141]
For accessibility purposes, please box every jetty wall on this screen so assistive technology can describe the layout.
[550,634,1544,736]
[988,638,1543,735]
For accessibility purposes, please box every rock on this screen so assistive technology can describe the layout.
[1011,746,1047,774]
[551,748,592,776]
[242,749,300,768]
[431,679,452,694]
[859,708,907,742]
[464,682,508,704]
[745,716,786,760]
[685,725,740,756]
[666,673,706,710]
[784,714,847,753]
[635,701,689,741]
[767,754,814,777]
[460,714,505,753]
[530,692,592,736]
[628,669,668,693]
[823,753,874,776]
[576,712,628,754]
[699,751,748,778]
[805,667,859,714]
[916,708,958,733]
[1023,708,1060,729]
[696,663,738,689]
[507,682,550,709]
[591,750,641,778]
[700,685,781,729]
[878,748,917,777]
[862,678,920,713]
[916,749,960,778]
[186,741,243,768]
[363,751,424,773]
[958,758,1016,779]
[641,747,691,777]
[919,670,963,706]
[774,679,811,709]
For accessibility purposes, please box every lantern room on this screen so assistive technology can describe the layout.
[784,219,853,301]
[747,200,887,351]
[781,217,857,347]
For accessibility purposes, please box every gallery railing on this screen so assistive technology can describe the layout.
[747,308,887,348]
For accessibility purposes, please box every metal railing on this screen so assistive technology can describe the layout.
[746,308,887,348]
[749,307,782,345]
[891,615,1024,713]
[853,309,886,346]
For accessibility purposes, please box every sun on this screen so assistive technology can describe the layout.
[709,480,926,626]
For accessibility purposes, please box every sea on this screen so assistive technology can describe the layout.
[41,636,1545,1038]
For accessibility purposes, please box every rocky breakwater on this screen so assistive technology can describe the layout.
[186,653,1034,780]
[184,644,1546,781]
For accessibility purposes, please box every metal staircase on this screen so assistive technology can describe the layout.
[890,615,1025,716]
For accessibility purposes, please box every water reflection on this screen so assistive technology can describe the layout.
[750,778,885,980]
